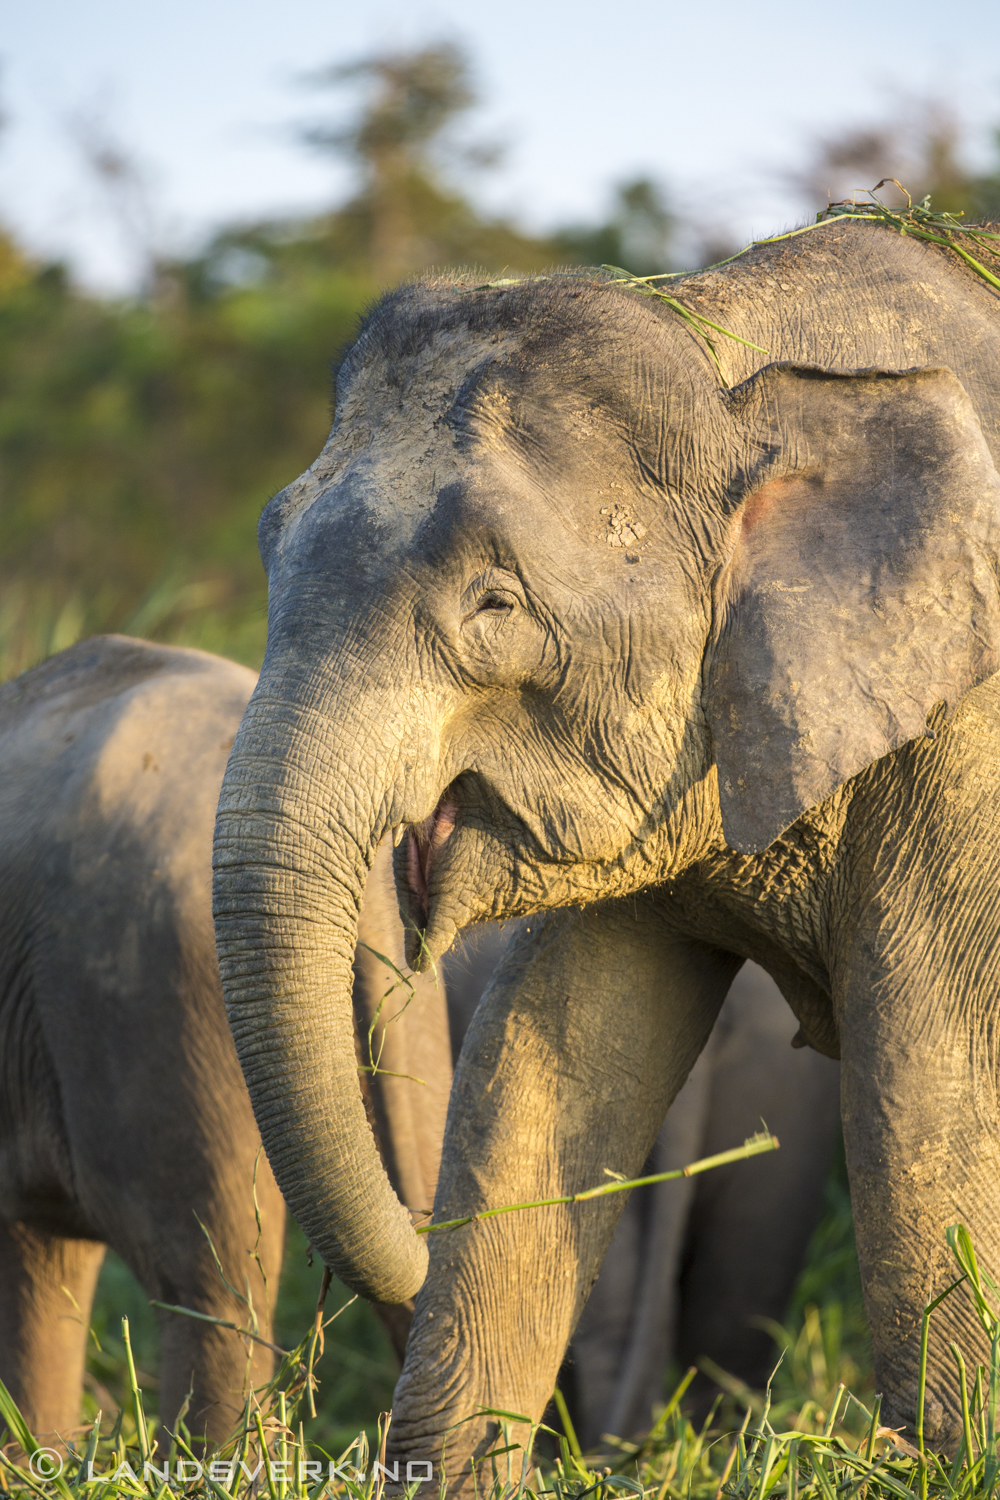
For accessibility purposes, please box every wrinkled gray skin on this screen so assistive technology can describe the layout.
[450,935,840,1445]
[214,221,1000,1485]
[0,636,451,1443]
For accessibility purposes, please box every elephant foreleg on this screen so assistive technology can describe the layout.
[389,894,740,1491]
[839,940,1000,1449]
[0,1219,105,1444]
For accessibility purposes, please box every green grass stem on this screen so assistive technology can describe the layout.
[417,1131,779,1235]
[986,1329,999,1497]
[951,1345,976,1470]
[600,182,1000,387]
[865,1395,883,1465]
[599,266,770,383]
[552,1390,582,1462]
[255,1412,279,1500]
[119,1318,150,1467]
[149,1302,289,1362]
[626,181,1000,294]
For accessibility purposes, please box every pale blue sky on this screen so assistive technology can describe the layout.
[3,0,1000,289]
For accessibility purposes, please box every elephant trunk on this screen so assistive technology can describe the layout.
[212,669,427,1306]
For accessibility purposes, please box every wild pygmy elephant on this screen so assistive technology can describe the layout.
[212,214,1000,1487]
[0,635,451,1444]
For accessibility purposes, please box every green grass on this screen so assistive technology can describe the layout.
[2,1206,997,1500]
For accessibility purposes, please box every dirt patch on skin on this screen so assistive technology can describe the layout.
[602,502,647,549]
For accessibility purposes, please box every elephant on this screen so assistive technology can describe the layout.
[0,634,451,1444]
[212,213,1000,1485]
[0,633,835,1453]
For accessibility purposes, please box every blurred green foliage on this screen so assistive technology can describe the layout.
[0,43,582,668]
[2,53,997,675]
[0,239,375,666]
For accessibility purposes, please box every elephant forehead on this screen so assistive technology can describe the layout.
[277,437,460,565]
[275,446,589,596]
[275,329,649,565]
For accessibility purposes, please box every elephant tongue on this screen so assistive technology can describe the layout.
[406,792,458,924]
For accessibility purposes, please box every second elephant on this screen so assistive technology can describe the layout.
[0,635,450,1444]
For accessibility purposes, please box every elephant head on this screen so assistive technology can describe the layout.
[213,273,1000,1305]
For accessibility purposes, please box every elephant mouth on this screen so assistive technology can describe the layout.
[405,788,460,927]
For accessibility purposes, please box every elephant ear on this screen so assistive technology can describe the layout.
[706,363,1000,854]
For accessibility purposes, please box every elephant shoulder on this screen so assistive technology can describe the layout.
[0,637,256,884]
[0,634,255,718]
[73,641,257,881]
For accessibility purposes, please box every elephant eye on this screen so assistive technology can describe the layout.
[460,574,542,680]
[475,590,515,614]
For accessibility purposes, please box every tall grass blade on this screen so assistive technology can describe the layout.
[951,1345,976,1469]
[552,1390,581,1462]
[120,1317,150,1467]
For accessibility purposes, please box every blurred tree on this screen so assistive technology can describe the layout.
[970,127,1000,220]
[301,42,472,281]
[0,229,31,296]
[293,42,558,282]
[68,104,162,294]
[0,244,373,664]
[0,43,570,670]
[787,98,1000,220]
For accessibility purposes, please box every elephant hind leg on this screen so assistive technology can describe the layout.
[156,1301,273,1450]
[676,967,840,1412]
[138,1168,286,1450]
[0,1218,105,1444]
